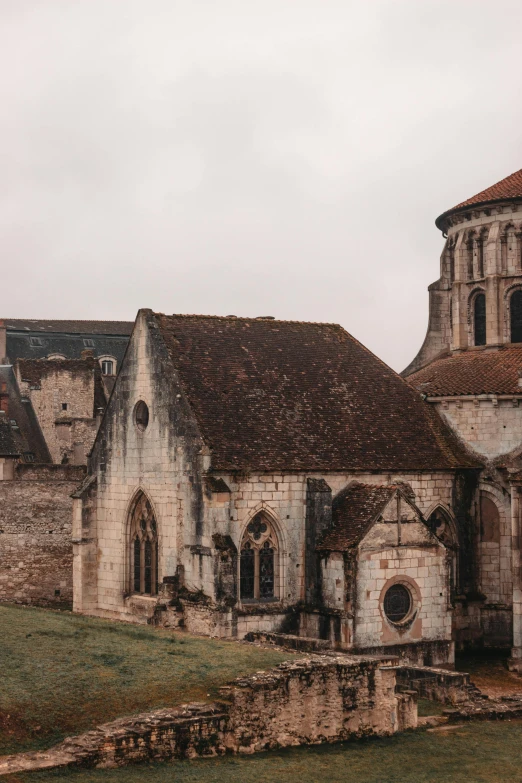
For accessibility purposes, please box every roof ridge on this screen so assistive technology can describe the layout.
[154,312,346,328]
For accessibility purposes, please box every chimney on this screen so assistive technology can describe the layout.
[0,320,6,364]
[81,349,94,360]
[0,381,8,415]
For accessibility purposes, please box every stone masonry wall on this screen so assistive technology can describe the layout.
[435,398,522,459]
[0,464,85,605]
[17,362,97,464]
[0,654,417,776]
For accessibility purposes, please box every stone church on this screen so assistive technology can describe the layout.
[72,305,475,667]
[5,165,522,669]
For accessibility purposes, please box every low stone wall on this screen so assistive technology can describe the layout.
[395,665,473,705]
[0,654,417,776]
[244,631,332,652]
[180,600,287,639]
[358,640,455,668]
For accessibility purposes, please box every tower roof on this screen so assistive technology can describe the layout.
[436,167,522,230]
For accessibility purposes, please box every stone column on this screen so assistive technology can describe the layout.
[508,484,522,670]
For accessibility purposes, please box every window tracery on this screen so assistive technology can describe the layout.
[240,513,278,601]
[129,492,158,595]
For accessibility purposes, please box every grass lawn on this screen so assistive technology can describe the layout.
[9,719,522,783]
[0,603,288,757]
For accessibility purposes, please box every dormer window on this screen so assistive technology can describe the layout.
[101,360,114,376]
[83,339,95,348]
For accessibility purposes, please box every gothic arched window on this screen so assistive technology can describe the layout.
[240,513,279,601]
[474,293,486,346]
[129,492,159,595]
[510,290,522,343]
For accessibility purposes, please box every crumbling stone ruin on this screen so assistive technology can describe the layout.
[0,653,417,776]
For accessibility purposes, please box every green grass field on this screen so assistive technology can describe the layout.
[0,603,288,757]
[10,719,522,783]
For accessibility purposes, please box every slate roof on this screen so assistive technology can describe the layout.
[5,319,133,335]
[317,482,398,550]
[155,313,478,472]
[436,167,522,230]
[6,326,131,364]
[0,366,51,461]
[408,346,522,397]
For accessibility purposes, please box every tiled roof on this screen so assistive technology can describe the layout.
[5,319,134,335]
[317,483,397,550]
[155,313,478,472]
[408,346,522,397]
[436,168,522,229]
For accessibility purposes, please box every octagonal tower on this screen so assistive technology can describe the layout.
[404,168,522,377]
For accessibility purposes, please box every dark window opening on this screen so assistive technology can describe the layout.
[54,589,61,597]
[240,544,255,599]
[23,452,35,463]
[474,293,486,346]
[477,237,484,278]
[467,239,474,280]
[383,584,412,623]
[133,537,141,593]
[134,401,149,432]
[240,514,278,601]
[511,290,522,343]
[129,493,158,596]
[62,403,68,411]
[259,542,274,598]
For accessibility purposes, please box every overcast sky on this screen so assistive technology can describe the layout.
[2,1,522,371]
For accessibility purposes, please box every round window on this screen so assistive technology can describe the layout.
[383,583,412,623]
[134,401,149,432]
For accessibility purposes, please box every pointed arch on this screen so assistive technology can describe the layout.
[239,506,283,602]
[126,489,159,596]
[468,287,486,346]
[426,505,459,598]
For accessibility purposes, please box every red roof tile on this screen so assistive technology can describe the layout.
[155,313,478,472]
[317,483,398,550]
[436,168,522,229]
[408,346,522,397]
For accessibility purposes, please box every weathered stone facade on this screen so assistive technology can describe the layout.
[0,464,85,605]
[0,320,132,607]
[406,166,522,662]
[73,310,477,665]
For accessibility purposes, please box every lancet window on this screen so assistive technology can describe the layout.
[240,513,278,601]
[510,290,522,343]
[129,492,159,595]
[474,293,486,346]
